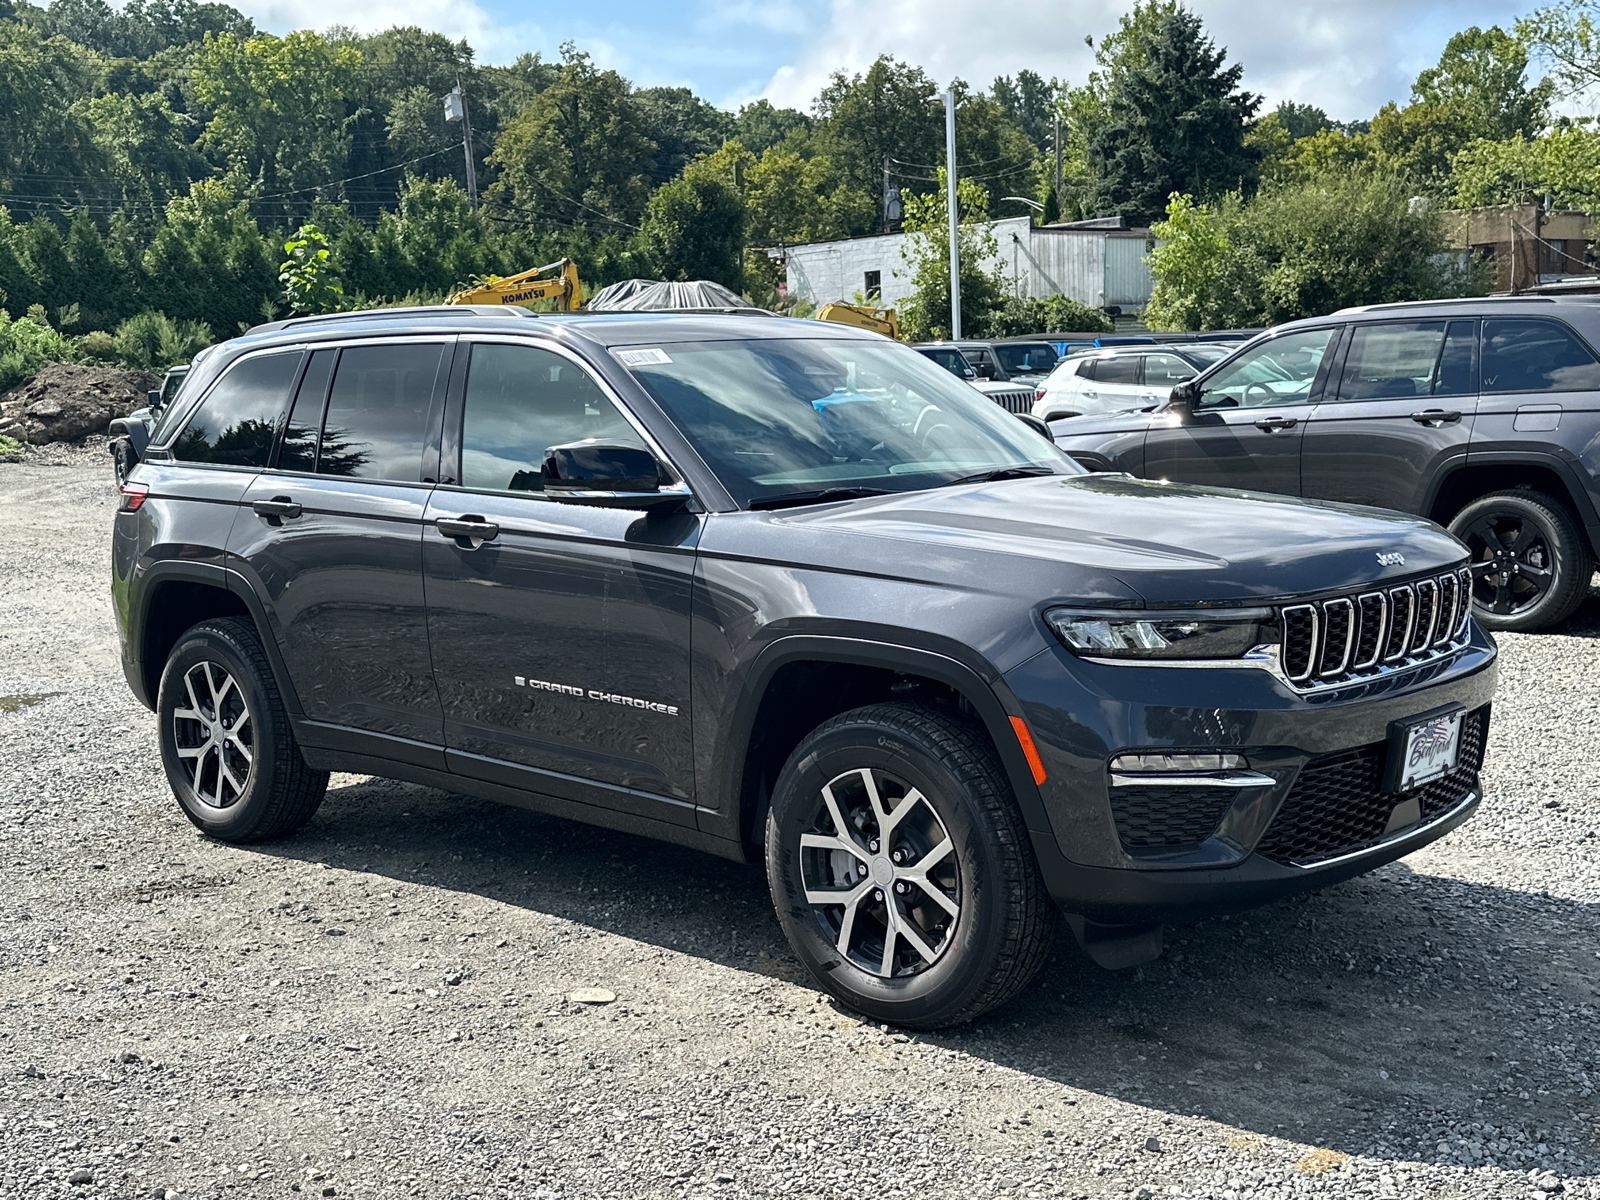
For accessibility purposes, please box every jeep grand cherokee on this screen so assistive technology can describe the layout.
[112,306,1497,1028]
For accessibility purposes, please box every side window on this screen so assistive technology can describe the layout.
[170,351,302,467]
[277,348,335,472]
[1336,322,1446,401]
[1143,353,1196,387]
[1200,328,1335,409]
[1482,319,1600,393]
[1075,358,1097,381]
[1095,356,1139,385]
[317,343,446,481]
[460,343,650,494]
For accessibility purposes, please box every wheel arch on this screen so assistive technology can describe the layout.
[130,563,302,717]
[717,636,1052,859]
[1428,453,1598,533]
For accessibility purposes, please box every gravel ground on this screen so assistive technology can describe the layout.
[1,443,1597,1200]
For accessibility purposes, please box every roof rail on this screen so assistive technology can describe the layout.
[249,304,538,335]
[1333,296,1559,315]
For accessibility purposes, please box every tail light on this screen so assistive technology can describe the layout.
[118,482,149,511]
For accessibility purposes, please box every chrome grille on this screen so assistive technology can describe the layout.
[1278,567,1473,690]
[986,388,1035,414]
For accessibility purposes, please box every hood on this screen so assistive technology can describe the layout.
[774,473,1465,606]
[1048,407,1157,439]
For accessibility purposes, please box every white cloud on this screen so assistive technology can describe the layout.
[760,0,1529,121]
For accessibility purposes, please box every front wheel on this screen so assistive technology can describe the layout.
[1449,490,1593,632]
[157,617,328,842]
[765,702,1057,1029]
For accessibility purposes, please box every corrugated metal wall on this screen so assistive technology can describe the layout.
[786,220,1155,310]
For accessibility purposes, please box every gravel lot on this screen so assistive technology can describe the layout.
[2,443,1597,1200]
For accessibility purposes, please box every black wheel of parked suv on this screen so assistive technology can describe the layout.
[1449,490,1594,633]
[765,702,1057,1029]
[157,617,329,842]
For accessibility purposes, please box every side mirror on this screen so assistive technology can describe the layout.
[542,441,687,510]
[147,389,162,409]
[974,362,995,380]
[1014,412,1054,443]
[1167,379,1200,411]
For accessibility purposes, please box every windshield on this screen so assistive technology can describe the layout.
[994,343,1059,375]
[617,337,1078,507]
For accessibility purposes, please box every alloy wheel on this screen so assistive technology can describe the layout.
[1460,511,1555,617]
[798,766,961,978]
[171,661,255,810]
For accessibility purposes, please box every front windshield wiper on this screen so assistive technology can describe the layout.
[938,465,1058,488]
[747,486,893,511]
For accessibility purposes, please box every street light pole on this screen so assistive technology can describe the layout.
[944,89,961,341]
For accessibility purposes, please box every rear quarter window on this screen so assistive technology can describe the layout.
[169,351,303,467]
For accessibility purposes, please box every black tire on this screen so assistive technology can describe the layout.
[1449,490,1594,632]
[111,440,134,486]
[765,702,1058,1029]
[157,617,328,842]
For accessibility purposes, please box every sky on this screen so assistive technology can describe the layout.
[240,0,1540,122]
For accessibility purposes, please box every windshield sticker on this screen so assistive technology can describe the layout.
[614,347,673,367]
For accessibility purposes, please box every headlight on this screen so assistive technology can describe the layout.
[1044,607,1275,660]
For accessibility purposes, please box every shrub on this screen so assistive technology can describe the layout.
[77,329,119,362]
[113,311,214,370]
[981,294,1114,337]
[0,310,80,390]
[0,432,25,460]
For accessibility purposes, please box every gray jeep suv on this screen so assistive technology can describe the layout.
[1052,297,1600,631]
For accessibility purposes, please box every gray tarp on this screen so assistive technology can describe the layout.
[585,279,765,312]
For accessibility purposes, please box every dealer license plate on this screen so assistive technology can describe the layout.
[1394,710,1462,792]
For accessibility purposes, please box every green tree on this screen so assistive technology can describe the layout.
[635,86,735,184]
[1450,126,1600,208]
[1145,171,1455,331]
[897,171,1005,340]
[1412,26,1551,142]
[142,177,276,331]
[1517,1,1600,99]
[635,174,743,289]
[191,29,361,207]
[1086,4,1260,223]
[279,222,343,314]
[1274,101,1335,140]
[813,56,942,232]
[990,69,1057,151]
[734,99,810,154]
[487,45,655,234]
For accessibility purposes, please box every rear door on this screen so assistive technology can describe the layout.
[230,338,451,759]
[1143,326,1338,495]
[1139,351,1200,409]
[1301,319,1477,513]
[422,339,700,825]
[1077,354,1146,414]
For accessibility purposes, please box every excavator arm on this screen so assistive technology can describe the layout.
[447,258,583,309]
[815,302,900,340]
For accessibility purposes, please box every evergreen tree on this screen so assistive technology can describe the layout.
[1086,4,1260,224]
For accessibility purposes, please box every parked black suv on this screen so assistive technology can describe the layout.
[1052,297,1600,631]
[113,306,1497,1028]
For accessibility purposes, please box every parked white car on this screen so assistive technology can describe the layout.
[1032,344,1232,420]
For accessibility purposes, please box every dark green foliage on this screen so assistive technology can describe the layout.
[814,56,944,231]
[637,175,743,290]
[734,100,810,154]
[636,86,736,184]
[1087,4,1260,223]
[982,294,1114,337]
[112,309,212,369]
[990,69,1057,151]
[39,0,252,57]
[1275,101,1334,140]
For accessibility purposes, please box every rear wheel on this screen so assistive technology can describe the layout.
[765,702,1057,1029]
[157,617,328,842]
[1449,490,1593,632]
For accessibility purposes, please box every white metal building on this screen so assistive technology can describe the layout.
[782,216,1155,313]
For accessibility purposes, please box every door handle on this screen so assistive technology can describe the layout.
[251,496,301,519]
[1253,416,1297,432]
[436,515,500,544]
[1082,389,1098,399]
[1411,409,1462,425]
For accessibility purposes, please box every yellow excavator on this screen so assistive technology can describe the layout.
[816,301,900,340]
[447,258,583,309]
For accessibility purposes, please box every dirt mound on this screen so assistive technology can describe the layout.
[0,363,161,445]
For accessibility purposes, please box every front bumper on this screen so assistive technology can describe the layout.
[1004,623,1498,924]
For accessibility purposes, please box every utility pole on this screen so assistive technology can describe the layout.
[884,155,891,233]
[1053,112,1063,204]
[444,83,479,210]
[944,89,961,341]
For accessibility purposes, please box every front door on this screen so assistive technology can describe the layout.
[1143,326,1339,495]
[1301,319,1477,513]
[422,339,700,825]
[230,339,451,758]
